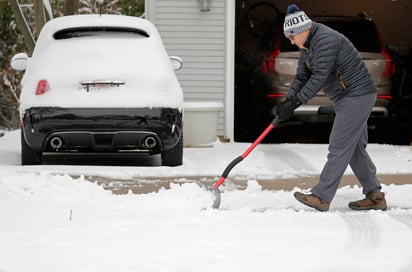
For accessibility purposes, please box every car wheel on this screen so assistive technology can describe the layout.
[161,135,183,166]
[21,130,42,165]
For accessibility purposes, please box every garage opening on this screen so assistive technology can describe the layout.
[233,0,412,144]
[234,0,281,142]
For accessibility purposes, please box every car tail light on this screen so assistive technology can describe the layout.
[263,49,280,75]
[266,93,285,99]
[36,80,49,95]
[381,48,395,77]
[377,94,392,100]
[372,22,395,77]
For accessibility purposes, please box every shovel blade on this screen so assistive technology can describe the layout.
[196,182,221,209]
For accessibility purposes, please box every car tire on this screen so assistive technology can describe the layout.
[21,130,42,165]
[161,135,183,166]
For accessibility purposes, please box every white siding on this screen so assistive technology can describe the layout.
[145,0,227,136]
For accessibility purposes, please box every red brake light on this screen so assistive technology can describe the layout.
[36,80,49,95]
[267,93,286,99]
[377,95,392,100]
[263,49,280,75]
[381,48,395,77]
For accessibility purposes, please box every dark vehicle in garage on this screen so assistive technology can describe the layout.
[263,15,395,124]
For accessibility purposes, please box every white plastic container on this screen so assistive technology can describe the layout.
[183,102,223,147]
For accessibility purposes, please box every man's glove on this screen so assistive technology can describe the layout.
[275,96,302,120]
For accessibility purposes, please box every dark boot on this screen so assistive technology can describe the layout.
[294,192,330,212]
[348,192,387,211]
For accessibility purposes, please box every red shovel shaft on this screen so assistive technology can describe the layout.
[211,117,280,191]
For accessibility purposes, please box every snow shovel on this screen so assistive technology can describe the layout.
[201,116,281,209]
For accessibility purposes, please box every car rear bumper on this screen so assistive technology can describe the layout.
[22,107,182,154]
[295,105,388,117]
[267,88,392,122]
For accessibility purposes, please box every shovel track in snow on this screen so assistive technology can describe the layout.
[263,146,316,172]
[339,213,382,249]
[388,213,412,230]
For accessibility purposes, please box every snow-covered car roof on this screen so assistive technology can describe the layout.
[20,14,183,112]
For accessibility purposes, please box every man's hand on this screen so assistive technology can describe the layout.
[275,96,302,120]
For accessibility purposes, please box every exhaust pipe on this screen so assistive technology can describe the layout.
[144,136,157,149]
[50,137,63,149]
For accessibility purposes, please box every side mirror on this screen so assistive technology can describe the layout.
[170,56,183,71]
[11,52,29,71]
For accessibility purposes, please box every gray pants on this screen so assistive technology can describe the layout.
[311,93,382,203]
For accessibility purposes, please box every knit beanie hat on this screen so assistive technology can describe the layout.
[283,4,312,38]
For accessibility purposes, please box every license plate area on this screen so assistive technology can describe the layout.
[81,80,125,92]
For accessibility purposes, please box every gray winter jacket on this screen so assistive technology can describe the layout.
[288,22,377,104]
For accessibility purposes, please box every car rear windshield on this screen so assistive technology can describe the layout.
[281,18,381,53]
[53,27,149,40]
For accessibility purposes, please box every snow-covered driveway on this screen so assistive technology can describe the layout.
[1,130,412,271]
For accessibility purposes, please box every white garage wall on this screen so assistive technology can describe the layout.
[145,0,234,139]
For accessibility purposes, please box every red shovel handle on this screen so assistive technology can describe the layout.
[211,117,281,191]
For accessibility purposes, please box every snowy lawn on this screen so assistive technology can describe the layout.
[1,130,412,272]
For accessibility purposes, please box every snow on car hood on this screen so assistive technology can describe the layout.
[19,15,183,113]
